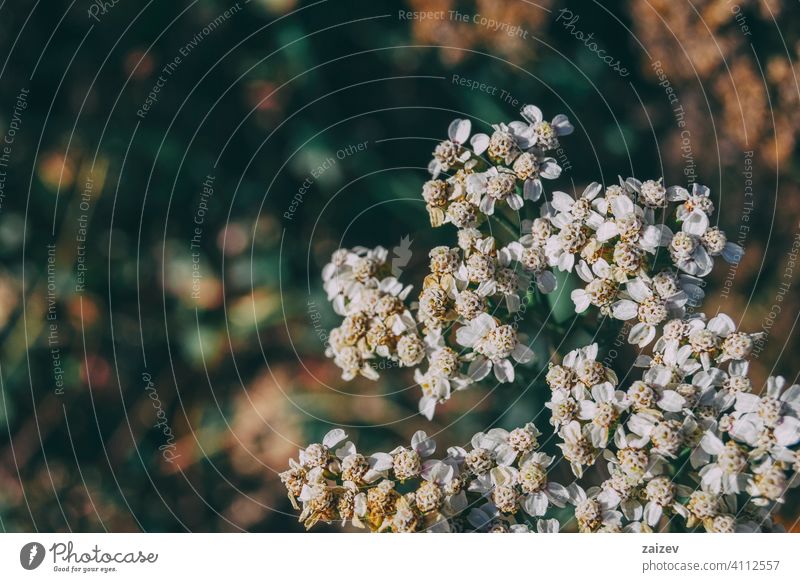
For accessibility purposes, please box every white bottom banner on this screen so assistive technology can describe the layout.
[0,533,797,580]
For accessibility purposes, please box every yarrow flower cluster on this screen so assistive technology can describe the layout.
[322,246,422,380]
[292,106,800,533]
[281,423,572,532]
[544,178,742,347]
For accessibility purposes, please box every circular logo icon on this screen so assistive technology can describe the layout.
[20,542,46,570]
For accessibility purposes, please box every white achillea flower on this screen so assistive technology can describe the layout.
[549,182,605,231]
[490,261,530,313]
[654,270,706,307]
[670,209,743,276]
[445,200,480,228]
[428,245,460,276]
[606,432,661,482]
[685,313,736,369]
[729,376,800,452]
[413,330,472,420]
[626,380,657,412]
[417,285,452,331]
[520,216,552,247]
[517,453,570,517]
[568,483,622,532]
[428,118,472,178]
[626,177,668,209]
[421,178,449,207]
[576,383,630,447]
[546,387,579,428]
[558,420,598,477]
[638,346,701,392]
[448,235,535,314]
[698,433,749,494]
[456,227,482,252]
[641,475,692,528]
[456,313,533,383]
[518,104,574,150]
[503,239,558,294]
[463,247,497,285]
[471,123,521,165]
[453,288,488,320]
[396,333,425,366]
[572,258,618,314]
[668,182,716,221]
[718,330,764,363]
[544,221,588,272]
[322,246,392,309]
[335,441,394,486]
[594,192,672,254]
[504,423,542,456]
[467,166,523,214]
[298,429,348,469]
[423,459,467,517]
[489,468,521,514]
[558,343,618,390]
[390,431,436,481]
[705,359,753,408]
[471,104,572,157]
[611,275,688,347]
[545,363,576,391]
[511,151,561,202]
[625,412,675,455]
[685,490,721,524]
[747,458,789,506]
[321,246,423,380]
[595,469,642,521]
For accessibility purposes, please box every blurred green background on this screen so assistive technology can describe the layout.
[0,0,798,531]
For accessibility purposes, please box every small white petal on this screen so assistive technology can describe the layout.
[323,428,347,449]
[595,221,618,242]
[512,342,534,364]
[468,357,492,381]
[682,210,709,236]
[523,179,542,201]
[523,491,549,516]
[449,118,471,144]
[494,358,515,383]
[722,242,744,263]
[551,191,574,213]
[551,114,573,135]
[507,193,524,210]
[520,104,543,124]
[658,389,686,412]
[540,160,562,180]
[470,133,489,155]
[412,430,436,456]
[537,270,557,293]
[612,299,638,320]
[643,501,663,527]
[774,416,800,447]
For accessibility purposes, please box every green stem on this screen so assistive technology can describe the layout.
[489,211,519,242]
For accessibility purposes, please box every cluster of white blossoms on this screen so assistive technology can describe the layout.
[538,311,799,532]
[322,246,423,380]
[281,424,575,532]
[545,178,742,348]
[424,105,569,228]
[298,107,800,532]
[544,343,625,476]
[322,107,569,417]
[412,107,572,417]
